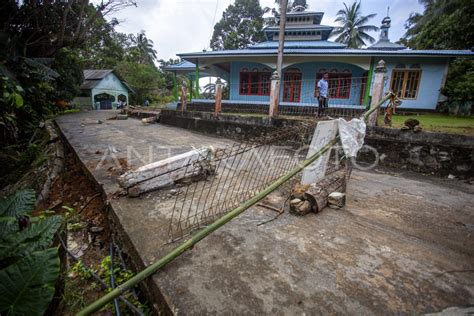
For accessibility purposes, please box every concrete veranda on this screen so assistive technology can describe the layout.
[56,110,474,314]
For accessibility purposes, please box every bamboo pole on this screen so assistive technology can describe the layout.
[78,92,392,315]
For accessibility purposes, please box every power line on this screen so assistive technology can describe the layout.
[205,0,220,50]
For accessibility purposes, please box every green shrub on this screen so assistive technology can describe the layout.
[0,189,62,316]
[442,58,474,115]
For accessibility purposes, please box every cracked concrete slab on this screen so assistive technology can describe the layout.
[56,111,474,314]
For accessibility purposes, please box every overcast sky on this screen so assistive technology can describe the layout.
[112,0,424,61]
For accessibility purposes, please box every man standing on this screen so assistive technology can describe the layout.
[316,72,329,117]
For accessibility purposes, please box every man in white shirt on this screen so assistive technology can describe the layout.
[316,72,329,117]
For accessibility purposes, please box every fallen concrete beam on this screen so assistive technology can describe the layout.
[118,147,215,196]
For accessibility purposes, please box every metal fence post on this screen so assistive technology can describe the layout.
[214,78,222,117]
[269,71,280,118]
[367,60,387,126]
[180,80,187,112]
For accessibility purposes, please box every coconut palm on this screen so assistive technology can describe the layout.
[331,1,379,48]
[128,31,157,65]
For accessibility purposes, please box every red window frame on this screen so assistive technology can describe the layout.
[315,69,352,99]
[283,69,302,103]
[239,68,271,96]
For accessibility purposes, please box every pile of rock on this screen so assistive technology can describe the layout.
[401,118,422,132]
[289,169,347,215]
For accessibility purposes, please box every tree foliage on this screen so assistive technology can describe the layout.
[210,0,265,50]
[115,61,165,105]
[159,58,182,91]
[128,31,158,65]
[0,1,174,148]
[400,0,474,50]
[0,0,136,59]
[331,1,379,48]
[400,0,474,113]
[0,1,178,187]
[441,58,474,114]
[52,49,84,101]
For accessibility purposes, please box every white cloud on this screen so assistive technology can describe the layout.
[111,0,424,60]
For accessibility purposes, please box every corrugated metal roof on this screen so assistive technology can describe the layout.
[80,69,133,93]
[80,80,100,90]
[179,48,474,58]
[162,60,196,71]
[83,69,113,80]
[249,40,346,49]
[369,40,406,51]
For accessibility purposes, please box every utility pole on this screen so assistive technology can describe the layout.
[269,0,288,118]
[276,0,288,80]
[367,60,387,126]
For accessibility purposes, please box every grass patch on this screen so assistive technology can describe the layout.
[63,109,81,114]
[378,113,474,135]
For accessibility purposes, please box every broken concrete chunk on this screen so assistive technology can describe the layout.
[116,114,128,120]
[328,192,346,209]
[290,198,302,205]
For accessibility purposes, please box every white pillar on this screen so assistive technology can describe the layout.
[269,71,280,118]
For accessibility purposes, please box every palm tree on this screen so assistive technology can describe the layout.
[129,31,157,65]
[331,1,379,48]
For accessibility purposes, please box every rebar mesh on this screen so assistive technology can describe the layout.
[166,121,347,242]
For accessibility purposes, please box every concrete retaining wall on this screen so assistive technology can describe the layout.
[160,110,301,141]
[159,110,474,178]
[364,127,473,178]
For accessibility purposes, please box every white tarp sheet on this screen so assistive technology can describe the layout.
[337,118,366,158]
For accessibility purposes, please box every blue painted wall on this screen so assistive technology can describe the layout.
[229,61,273,103]
[91,73,130,109]
[285,61,366,106]
[228,58,449,109]
[230,61,366,106]
[380,57,448,110]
